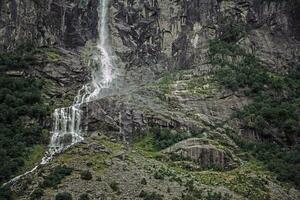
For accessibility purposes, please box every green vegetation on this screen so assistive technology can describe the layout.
[149,126,189,150]
[0,46,60,71]
[42,165,73,188]
[80,170,93,180]
[30,188,44,200]
[141,177,147,185]
[55,192,72,200]
[235,136,300,186]
[181,185,232,200]
[79,193,90,200]
[0,75,49,187]
[139,190,163,200]
[109,181,120,193]
[133,126,189,159]
[209,34,300,187]
[0,186,15,200]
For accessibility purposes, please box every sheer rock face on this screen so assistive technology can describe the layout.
[0,0,99,52]
[110,0,300,74]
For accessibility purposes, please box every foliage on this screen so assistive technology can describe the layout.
[80,170,93,180]
[55,192,72,200]
[139,190,163,200]
[30,188,44,200]
[0,186,15,200]
[181,185,232,200]
[0,75,49,187]
[0,46,60,71]
[141,177,147,185]
[109,181,120,193]
[42,165,73,188]
[79,193,90,200]
[209,39,300,142]
[235,136,300,187]
[149,126,189,150]
[153,170,165,180]
[209,37,300,187]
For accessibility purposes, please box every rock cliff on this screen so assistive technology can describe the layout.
[1,0,300,200]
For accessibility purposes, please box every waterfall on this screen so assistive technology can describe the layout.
[45,0,116,162]
[3,0,116,186]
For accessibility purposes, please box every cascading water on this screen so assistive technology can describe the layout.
[3,0,116,186]
[46,0,116,162]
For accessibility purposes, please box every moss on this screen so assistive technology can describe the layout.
[33,47,61,61]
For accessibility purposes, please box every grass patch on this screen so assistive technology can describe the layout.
[23,144,45,172]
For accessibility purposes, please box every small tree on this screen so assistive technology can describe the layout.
[80,170,93,180]
[55,192,72,200]
[79,193,90,200]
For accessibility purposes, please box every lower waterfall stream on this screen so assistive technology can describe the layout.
[3,0,117,186]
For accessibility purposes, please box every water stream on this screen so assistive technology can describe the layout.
[3,0,116,186]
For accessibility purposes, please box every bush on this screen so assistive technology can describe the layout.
[109,181,120,192]
[42,165,73,188]
[0,186,15,200]
[209,37,300,187]
[236,138,300,187]
[30,188,44,200]
[141,178,147,185]
[0,76,48,185]
[150,127,189,150]
[139,191,163,200]
[55,192,72,200]
[79,193,90,200]
[153,171,164,180]
[80,170,93,180]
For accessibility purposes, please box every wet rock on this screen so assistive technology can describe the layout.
[59,134,73,145]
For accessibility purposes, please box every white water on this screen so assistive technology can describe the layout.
[3,0,116,186]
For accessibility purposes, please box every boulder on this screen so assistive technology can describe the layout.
[164,138,237,170]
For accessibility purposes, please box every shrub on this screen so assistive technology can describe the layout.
[109,181,120,192]
[209,36,300,187]
[150,127,189,150]
[79,193,90,200]
[0,186,15,200]
[141,178,147,185]
[55,192,72,200]
[153,171,164,180]
[30,188,44,200]
[80,170,93,180]
[42,165,73,188]
[0,76,48,185]
[139,191,163,200]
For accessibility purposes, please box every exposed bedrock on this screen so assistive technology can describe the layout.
[164,138,238,170]
[0,0,99,51]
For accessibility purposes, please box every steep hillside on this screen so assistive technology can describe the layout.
[0,0,299,200]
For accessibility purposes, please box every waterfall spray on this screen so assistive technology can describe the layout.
[3,0,116,186]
